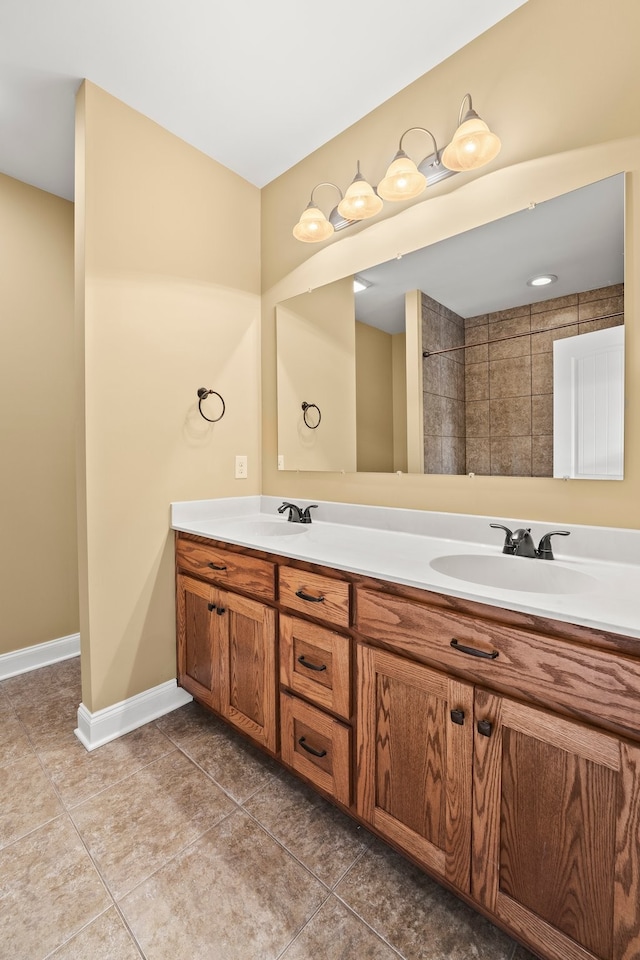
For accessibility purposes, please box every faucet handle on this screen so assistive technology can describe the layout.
[490,523,515,554]
[537,530,570,560]
[301,505,318,523]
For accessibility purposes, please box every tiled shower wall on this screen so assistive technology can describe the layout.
[422,294,466,474]
[423,284,624,476]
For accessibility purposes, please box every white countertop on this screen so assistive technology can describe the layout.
[171,496,640,641]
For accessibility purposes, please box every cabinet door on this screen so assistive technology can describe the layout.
[356,644,473,892]
[176,574,221,712]
[218,590,278,753]
[473,688,640,960]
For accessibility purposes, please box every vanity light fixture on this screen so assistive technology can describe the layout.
[293,93,501,242]
[337,162,383,221]
[377,127,438,201]
[292,182,344,243]
[441,93,502,171]
[527,273,558,287]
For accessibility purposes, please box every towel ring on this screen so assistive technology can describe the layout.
[301,401,321,429]
[197,387,225,423]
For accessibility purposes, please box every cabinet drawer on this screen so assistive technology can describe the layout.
[280,615,351,720]
[355,587,640,739]
[176,537,275,600]
[280,693,351,806]
[279,566,350,628]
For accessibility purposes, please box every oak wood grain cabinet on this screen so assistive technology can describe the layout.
[356,643,473,893]
[176,562,278,752]
[472,689,640,960]
[354,586,640,960]
[175,531,640,960]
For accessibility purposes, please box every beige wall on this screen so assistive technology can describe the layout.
[76,82,261,711]
[261,0,640,529]
[391,332,407,473]
[276,277,356,471]
[0,174,77,656]
[355,322,394,472]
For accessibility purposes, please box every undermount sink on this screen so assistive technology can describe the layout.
[429,553,597,594]
[232,520,309,538]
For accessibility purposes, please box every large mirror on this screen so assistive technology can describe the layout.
[276,173,625,478]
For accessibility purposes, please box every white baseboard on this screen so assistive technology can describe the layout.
[0,633,81,681]
[75,680,193,752]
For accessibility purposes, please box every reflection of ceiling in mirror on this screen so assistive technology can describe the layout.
[355,174,624,334]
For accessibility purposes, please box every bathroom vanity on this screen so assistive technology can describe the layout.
[173,497,640,960]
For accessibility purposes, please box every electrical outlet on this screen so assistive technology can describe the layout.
[235,455,248,479]
[278,455,284,470]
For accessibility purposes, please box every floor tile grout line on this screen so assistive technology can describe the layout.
[239,804,336,893]
[59,739,180,812]
[271,890,334,960]
[170,737,280,806]
[326,826,376,892]
[31,726,178,813]
[37,905,134,960]
[2,671,150,958]
[331,890,409,959]
[59,780,152,958]
[112,803,242,904]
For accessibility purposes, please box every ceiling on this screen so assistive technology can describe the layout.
[0,0,527,201]
[355,174,625,332]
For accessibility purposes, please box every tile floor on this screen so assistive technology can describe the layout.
[0,657,539,960]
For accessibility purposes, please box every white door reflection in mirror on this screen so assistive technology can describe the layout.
[553,325,624,480]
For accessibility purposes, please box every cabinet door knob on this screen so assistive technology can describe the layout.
[297,655,327,672]
[207,602,216,612]
[450,708,465,725]
[208,562,227,571]
[295,589,325,604]
[298,736,327,758]
[477,719,493,737]
[216,606,226,616]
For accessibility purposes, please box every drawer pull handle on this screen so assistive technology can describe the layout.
[295,589,325,604]
[208,562,227,571]
[477,719,493,738]
[297,655,327,672]
[298,736,327,758]
[450,708,465,725]
[450,639,499,660]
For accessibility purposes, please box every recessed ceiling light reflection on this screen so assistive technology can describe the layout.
[527,274,558,287]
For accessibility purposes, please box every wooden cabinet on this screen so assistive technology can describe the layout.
[176,570,277,753]
[356,643,473,892]
[176,573,220,712]
[176,530,640,960]
[218,589,277,753]
[472,688,640,960]
[354,582,640,960]
[278,590,354,805]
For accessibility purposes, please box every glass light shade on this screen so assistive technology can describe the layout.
[337,174,383,221]
[377,153,427,201]
[442,117,501,171]
[292,204,334,242]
